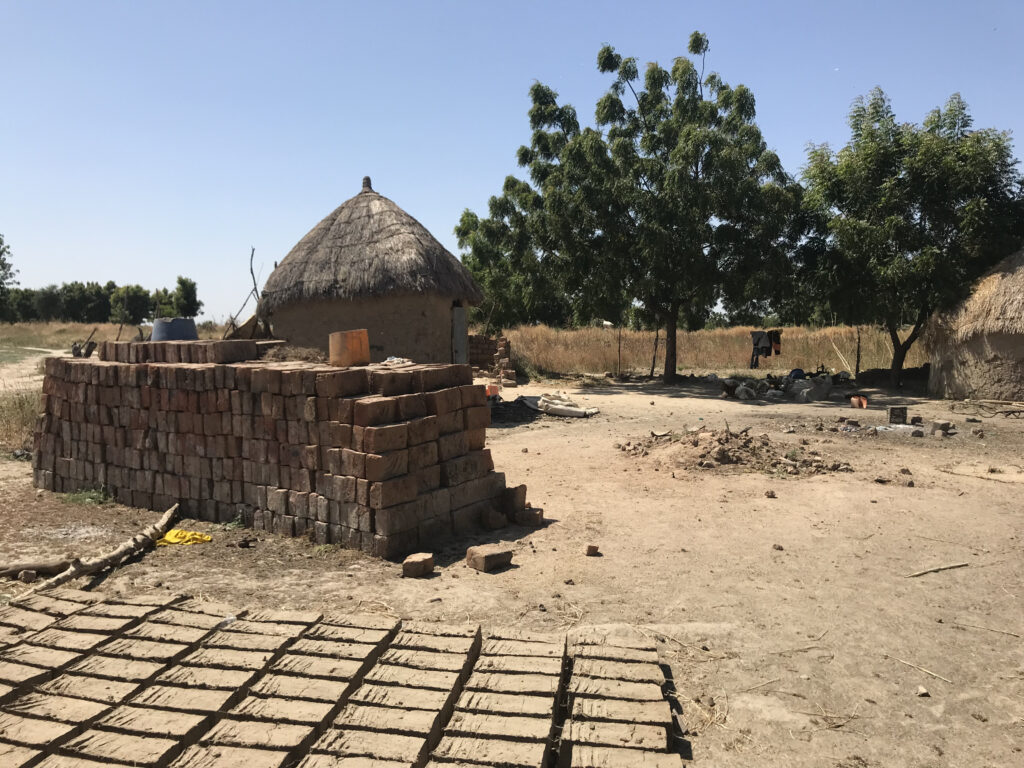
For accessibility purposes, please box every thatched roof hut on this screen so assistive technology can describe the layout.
[260,177,482,363]
[926,249,1024,400]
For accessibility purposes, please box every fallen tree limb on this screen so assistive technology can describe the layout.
[0,559,77,580]
[906,562,969,578]
[24,504,179,594]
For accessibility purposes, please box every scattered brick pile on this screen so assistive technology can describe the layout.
[32,356,528,559]
[467,335,515,387]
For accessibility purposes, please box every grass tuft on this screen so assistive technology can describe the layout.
[61,488,111,506]
[0,390,39,451]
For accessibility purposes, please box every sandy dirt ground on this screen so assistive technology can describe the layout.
[0,351,1022,767]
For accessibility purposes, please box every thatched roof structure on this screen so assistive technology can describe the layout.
[260,177,483,314]
[927,249,1024,344]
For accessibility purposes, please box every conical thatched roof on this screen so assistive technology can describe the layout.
[931,249,1024,344]
[260,177,483,313]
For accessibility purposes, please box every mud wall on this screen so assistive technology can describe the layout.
[269,295,456,363]
[32,358,525,559]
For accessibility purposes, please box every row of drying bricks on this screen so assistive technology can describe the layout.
[0,590,683,768]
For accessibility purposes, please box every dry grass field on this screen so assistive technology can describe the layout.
[0,320,226,349]
[504,324,929,377]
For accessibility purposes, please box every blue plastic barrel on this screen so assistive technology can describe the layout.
[151,317,199,341]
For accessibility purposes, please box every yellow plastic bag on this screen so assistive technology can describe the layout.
[156,529,212,546]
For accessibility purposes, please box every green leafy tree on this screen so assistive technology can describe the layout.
[34,285,61,320]
[58,281,89,321]
[519,33,789,381]
[110,284,152,325]
[171,276,202,318]
[82,281,113,324]
[150,288,175,319]
[803,89,1024,383]
[9,288,38,321]
[0,234,17,321]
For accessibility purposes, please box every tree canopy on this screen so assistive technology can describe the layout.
[802,88,1024,381]
[458,33,793,380]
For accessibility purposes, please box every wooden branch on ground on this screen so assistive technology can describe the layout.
[0,559,77,580]
[23,504,179,594]
[883,653,953,684]
[906,562,969,578]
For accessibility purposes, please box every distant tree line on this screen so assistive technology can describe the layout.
[0,241,202,326]
[458,32,1024,384]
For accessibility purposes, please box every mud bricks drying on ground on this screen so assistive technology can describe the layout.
[31,356,527,559]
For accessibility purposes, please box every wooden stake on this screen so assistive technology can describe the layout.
[906,562,969,578]
[951,621,1020,638]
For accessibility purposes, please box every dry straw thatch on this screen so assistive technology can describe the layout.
[260,177,482,314]
[925,248,1024,400]
[926,249,1024,345]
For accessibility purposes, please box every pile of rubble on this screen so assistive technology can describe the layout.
[617,427,854,475]
[719,369,853,403]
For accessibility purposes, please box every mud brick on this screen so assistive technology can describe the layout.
[414,365,459,392]
[408,441,439,471]
[566,719,669,751]
[335,703,442,738]
[100,704,206,737]
[422,486,452,518]
[0,660,49,686]
[573,644,660,665]
[27,628,108,652]
[456,690,556,718]
[288,638,377,659]
[127,622,208,644]
[433,735,547,767]
[38,674,140,704]
[570,745,682,768]
[267,488,289,514]
[288,491,309,518]
[205,631,290,651]
[173,745,291,768]
[313,728,425,763]
[464,671,559,696]
[364,449,409,481]
[232,695,333,724]
[328,397,356,424]
[502,483,528,514]
[364,663,459,692]
[459,384,487,407]
[573,658,664,684]
[424,387,462,415]
[369,475,419,509]
[362,423,408,453]
[251,674,351,702]
[70,655,162,681]
[394,392,427,420]
[572,697,673,727]
[63,729,179,765]
[183,647,274,670]
[6,693,109,722]
[449,473,506,510]
[314,521,329,544]
[475,654,561,676]
[437,431,468,461]
[407,415,439,445]
[133,684,234,713]
[0,712,76,746]
[447,710,551,742]
[272,653,364,680]
[375,500,422,536]
[465,543,513,573]
[392,631,475,654]
[353,396,398,426]
[371,529,418,559]
[158,665,256,689]
[203,717,312,749]
[306,622,393,641]
[435,409,463,435]
[441,450,493,487]
[463,405,491,430]
[465,428,486,451]
[414,465,441,493]
[319,420,352,447]
[569,676,664,702]
[369,368,418,396]
[0,606,57,631]
[342,448,367,477]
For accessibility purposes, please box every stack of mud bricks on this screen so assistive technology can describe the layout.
[31,353,528,559]
[494,337,516,387]
[467,335,498,372]
[98,340,259,365]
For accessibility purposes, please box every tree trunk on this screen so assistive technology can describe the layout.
[649,326,659,378]
[855,326,862,379]
[663,303,679,384]
[887,313,926,388]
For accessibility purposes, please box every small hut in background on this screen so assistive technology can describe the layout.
[259,177,482,363]
[926,249,1024,400]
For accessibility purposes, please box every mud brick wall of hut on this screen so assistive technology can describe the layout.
[467,335,511,372]
[31,354,527,559]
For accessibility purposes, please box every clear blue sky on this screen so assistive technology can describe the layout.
[2,0,1021,321]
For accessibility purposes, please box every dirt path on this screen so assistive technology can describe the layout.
[0,348,61,391]
[1,377,1021,766]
